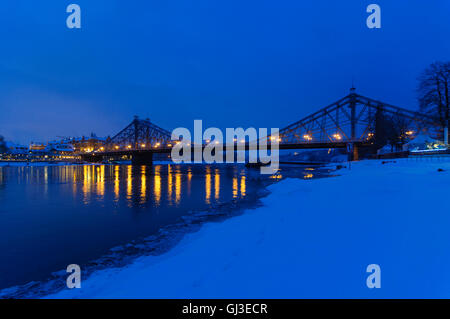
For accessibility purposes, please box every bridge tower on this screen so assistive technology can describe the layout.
[85,116,173,165]
[349,87,359,160]
[349,87,357,140]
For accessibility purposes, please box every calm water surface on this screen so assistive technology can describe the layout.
[0,163,325,291]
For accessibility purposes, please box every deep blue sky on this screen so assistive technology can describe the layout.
[0,0,449,144]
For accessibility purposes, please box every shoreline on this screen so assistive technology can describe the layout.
[0,169,274,299]
[41,159,450,298]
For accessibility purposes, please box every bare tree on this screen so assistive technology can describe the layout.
[374,108,407,151]
[417,61,450,144]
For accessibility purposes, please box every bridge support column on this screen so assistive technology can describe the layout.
[131,152,153,165]
[347,144,360,161]
[353,145,359,161]
[445,126,449,146]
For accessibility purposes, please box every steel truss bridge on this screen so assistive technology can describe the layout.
[81,89,441,164]
[103,116,172,151]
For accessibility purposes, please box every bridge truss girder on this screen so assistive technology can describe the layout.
[104,117,172,151]
[277,92,440,146]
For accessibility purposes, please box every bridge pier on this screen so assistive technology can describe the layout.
[347,144,360,161]
[353,145,359,161]
[131,151,153,165]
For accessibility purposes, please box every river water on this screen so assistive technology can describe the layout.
[0,163,329,295]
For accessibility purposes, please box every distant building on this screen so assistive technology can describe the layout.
[2,134,107,162]
[29,143,47,154]
[67,134,107,153]
[403,133,445,151]
[45,141,75,154]
[6,142,29,154]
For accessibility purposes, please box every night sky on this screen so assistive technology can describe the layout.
[0,0,449,144]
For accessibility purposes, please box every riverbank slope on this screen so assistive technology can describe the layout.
[47,159,450,298]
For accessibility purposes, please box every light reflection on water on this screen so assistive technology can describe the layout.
[0,164,254,290]
[154,165,161,206]
[68,164,249,207]
[0,163,327,291]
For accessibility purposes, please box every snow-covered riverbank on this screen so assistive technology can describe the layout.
[47,159,450,298]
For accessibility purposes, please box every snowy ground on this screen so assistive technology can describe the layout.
[46,158,450,298]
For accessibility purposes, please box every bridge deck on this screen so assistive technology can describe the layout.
[80,141,372,160]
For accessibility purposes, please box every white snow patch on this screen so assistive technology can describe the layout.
[45,159,450,298]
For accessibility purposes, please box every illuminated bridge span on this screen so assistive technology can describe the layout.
[103,116,173,151]
[271,88,440,159]
[83,89,441,164]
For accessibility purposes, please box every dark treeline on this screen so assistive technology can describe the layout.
[0,135,6,154]
[373,61,450,150]
[417,61,450,143]
[417,61,450,128]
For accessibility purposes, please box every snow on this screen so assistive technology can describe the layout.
[46,159,450,298]
[404,132,445,151]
